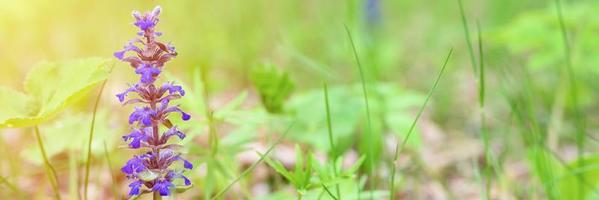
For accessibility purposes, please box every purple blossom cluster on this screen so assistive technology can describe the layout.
[114,6,193,197]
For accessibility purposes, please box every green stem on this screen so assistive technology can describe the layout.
[554,0,585,198]
[83,80,107,200]
[34,126,61,200]
[323,83,341,199]
[153,191,162,200]
[344,24,375,200]
[199,65,219,156]
[103,141,119,199]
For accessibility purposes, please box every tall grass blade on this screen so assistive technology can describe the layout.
[323,83,341,199]
[103,141,118,199]
[83,79,108,200]
[322,183,339,200]
[0,176,20,197]
[389,49,453,199]
[457,0,477,73]
[211,122,296,200]
[476,22,491,200]
[34,126,61,200]
[554,0,585,198]
[343,24,375,200]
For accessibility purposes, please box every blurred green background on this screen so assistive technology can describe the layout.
[1,0,599,199]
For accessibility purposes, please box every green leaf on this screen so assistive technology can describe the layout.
[0,87,36,125]
[249,64,294,113]
[174,184,193,193]
[0,57,111,128]
[21,111,117,164]
[557,154,599,200]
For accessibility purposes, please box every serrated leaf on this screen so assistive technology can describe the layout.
[0,57,111,128]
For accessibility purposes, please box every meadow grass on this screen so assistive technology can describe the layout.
[2,1,599,199]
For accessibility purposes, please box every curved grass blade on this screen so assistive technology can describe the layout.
[389,49,453,199]
[103,141,119,199]
[457,0,477,73]
[477,21,492,200]
[83,79,108,200]
[343,24,375,200]
[0,176,20,197]
[323,83,341,199]
[322,183,339,200]
[34,126,61,200]
[553,0,585,198]
[211,121,296,200]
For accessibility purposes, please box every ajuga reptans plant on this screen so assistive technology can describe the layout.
[114,6,193,197]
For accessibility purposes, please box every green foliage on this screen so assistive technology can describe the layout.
[250,64,295,114]
[557,155,599,200]
[0,58,111,128]
[288,83,423,154]
[312,155,365,186]
[492,1,599,74]
[262,145,315,195]
[21,111,117,164]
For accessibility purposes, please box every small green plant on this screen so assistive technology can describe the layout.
[262,145,315,199]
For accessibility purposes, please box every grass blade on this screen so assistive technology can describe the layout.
[322,183,339,200]
[458,0,477,73]
[34,126,61,200]
[343,24,375,200]
[553,0,585,198]
[83,79,108,200]
[389,49,453,199]
[211,121,296,200]
[323,83,341,199]
[0,176,20,197]
[476,21,493,200]
[103,141,119,200]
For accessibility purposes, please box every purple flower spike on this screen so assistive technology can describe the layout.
[115,6,193,197]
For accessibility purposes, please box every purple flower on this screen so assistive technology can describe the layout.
[129,107,155,126]
[121,156,147,175]
[162,126,186,141]
[114,39,142,60]
[135,64,162,84]
[128,180,144,196]
[133,6,161,31]
[116,6,193,197]
[153,179,174,196]
[162,83,185,96]
[122,128,150,148]
[116,84,138,103]
[166,170,192,186]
